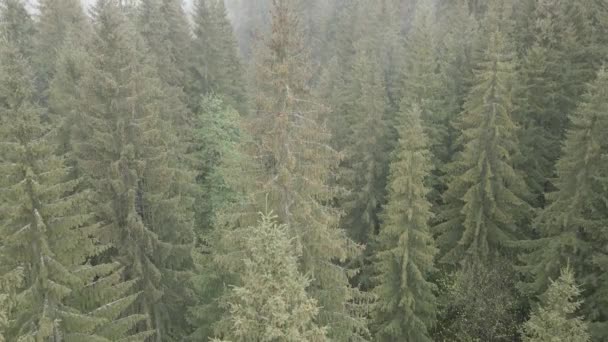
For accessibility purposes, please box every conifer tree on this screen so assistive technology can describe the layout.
[434,22,531,266]
[436,0,479,115]
[249,0,369,339]
[0,32,133,342]
[514,0,602,207]
[34,0,90,95]
[315,0,358,151]
[523,266,590,342]
[400,1,442,110]
[293,0,335,67]
[137,0,191,92]
[190,0,248,114]
[514,44,556,207]
[519,68,608,340]
[0,0,34,59]
[326,1,391,249]
[137,0,192,137]
[338,44,389,245]
[186,95,255,341]
[214,213,328,342]
[0,268,21,342]
[189,96,249,232]
[48,30,92,161]
[400,1,453,205]
[74,1,196,340]
[373,104,437,342]
[335,35,390,292]
[381,0,407,111]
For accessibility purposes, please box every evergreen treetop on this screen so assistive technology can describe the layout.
[215,213,328,342]
[74,1,196,339]
[0,0,35,59]
[519,67,608,340]
[523,266,590,342]
[34,0,91,94]
[373,103,437,342]
[249,0,369,338]
[190,0,248,114]
[435,23,531,266]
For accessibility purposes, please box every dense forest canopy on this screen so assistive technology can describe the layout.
[0,0,607,341]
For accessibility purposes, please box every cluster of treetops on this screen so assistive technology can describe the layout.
[0,0,607,341]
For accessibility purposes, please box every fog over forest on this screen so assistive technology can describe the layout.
[1,0,607,341]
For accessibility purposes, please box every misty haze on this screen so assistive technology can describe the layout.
[0,0,606,341]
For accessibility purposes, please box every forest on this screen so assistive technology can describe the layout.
[0,0,607,341]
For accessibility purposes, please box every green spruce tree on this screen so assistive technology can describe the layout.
[336,36,390,291]
[138,0,191,90]
[186,96,255,340]
[519,68,608,340]
[434,24,531,266]
[0,0,34,59]
[190,96,249,233]
[523,266,590,342]
[190,0,248,114]
[74,1,196,340]
[338,43,389,245]
[137,0,193,136]
[373,104,437,342]
[514,0,602,207]
[248,0,369,339]
[400,0,452,205]
[34,0,90,96]
[214,213,328,342]
[47,30,92,162]
[326,0,391,250]
[0,268,22,342]
[315,0,358,152]
[0,32,136,342]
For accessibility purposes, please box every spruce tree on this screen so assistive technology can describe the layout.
[335,35,390,292]
[0,268,22,342]
[519,68,608,340]
[436,0,479,116]
[514,0,602,207]
[0,0,34,59]
[327,1,391,249]
[34,0,90,96]
[400,1,442,110]
[249,0,369,339]
[315,0,358,152]
[373,104,437,342]
[190,96,249,233]
[48,30,92,161]
[401,0,452,205]
[514,44,557,207]
[293,0,336,67]
[215,213,328,342]
[187,96,255,340]
[523,266,590,342]
[338,44,389,245]
[434,24,531,266]
[0,32,129,342]
[137,0,192,135]
[74,1,196,340]
[137,0,191,92]
[190,0,248,114]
